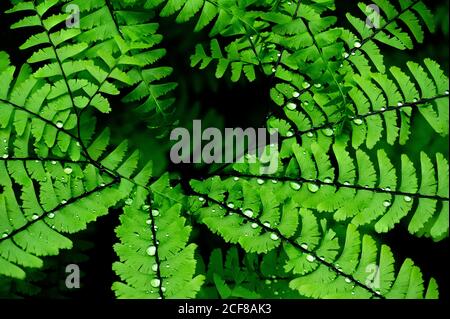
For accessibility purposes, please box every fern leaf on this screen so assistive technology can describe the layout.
[112,174,205,298]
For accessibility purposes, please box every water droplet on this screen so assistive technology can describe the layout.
[271,179,278,184]
[290,182,301,191]
[243,209,254,218]
[2,233,8,238]
[351,52,356,56]
[161,287,166,293]
[270,233,279,240]
[286,102,297,110]
[2,154,8,159]
[56,121,64,129]
[263,222,271,228]
[271,67,276,73]
[286,131,294,137]
[344,181,351,186]
[61,200,67,205]
[32,214,39,220]
[353,118,363,125]
[343,52,349,58]
[251,223,258,229]
[151,279,161,288]
[300,243,308,250]
[302,82,311,89]
[307,183,320,193]
[125,198,133,205]
[233,177,240,181]
[397,102,403,107]
[413,98,418,103]
[142,205,150,210]
[306,132,314,138]
[147,246,156,256]
[257,178,264,185]
[354,42,362,48]
[404,196,412,202]
[152,264,158,272]
[227,203,235,209]
[445,90,449,95]
[146,219,152,225]
[383,200,391,207]
[152,209,160,217]
[277,53,282,57]
[345,277,352,283]
[51,161,57,165]
[306,255,316,262]
[265,279,272,285]
[48,213,55,219]
[64,167,73,175]
[324,178,333,183]
[380,107,386,111]
[314,83,322,88]
[292,91,300,98]
[323,128,334,136]
[198,197,205,202]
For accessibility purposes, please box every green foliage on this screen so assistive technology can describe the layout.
[0,0,448,300]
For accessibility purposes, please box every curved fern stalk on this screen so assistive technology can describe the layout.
[343,0,435,73]
[213,137,449,241]
[113,174,205,299]
[199,246,303,299]
[188,178,438,299]
[268,59,450,149]
[68,0,178,118]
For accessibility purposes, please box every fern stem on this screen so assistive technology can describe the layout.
[345,0,421,58]
[0,180,119,243]
[0,98,80,141]
[270,0,302,81]
[0,157,90,164]
[146,194,165,299]
[206,173,450,202]
[282,93,449,140]
[31,0,96,166]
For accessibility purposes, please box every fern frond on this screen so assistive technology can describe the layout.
[0,54,157,280]
[68,0,178,116]
[188,179,438,298]
[344,0,435,73]
[191,38,262,82]
[210,137,449,240]
[112,174,205,299]
[267,59,449,149]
